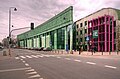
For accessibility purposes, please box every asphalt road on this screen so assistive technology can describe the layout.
[0,49,120,79]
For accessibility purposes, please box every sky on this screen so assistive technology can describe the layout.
[0,0,120,42]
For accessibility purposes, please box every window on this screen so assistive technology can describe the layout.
[80,23,83,27]
[76,38,78,42]
[76,31,78,35]
[80,30,82,34]
[85,21,87,26]
[76,24,79,28]
[80,38,82,42]
[114,21,116,27]
[85,29,87,33]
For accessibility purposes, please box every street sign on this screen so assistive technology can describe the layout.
[93,30,98,38]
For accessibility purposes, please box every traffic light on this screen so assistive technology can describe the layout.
[31,23,34,30]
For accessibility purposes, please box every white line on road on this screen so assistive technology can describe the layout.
[20,59,23,60]
[15,57,19,59]
[28,74,40,78]
[26,55,32,58]
[20,56,26,59]
[26,69,35,72]
[65,58,71,60]
[25,63,29,66]
[39,78,43,79]
[36,55,43,57]
[22,60,26,63]
[57,57,61,58]
[0,67,31,73]
[31,55,39,58]
[44,55,50,57]
[27,71,37,74]
[74,59,81,62]
[86,62,96,65]
[105,65,117,69]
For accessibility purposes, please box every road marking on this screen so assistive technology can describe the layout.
[74,59,81,62]
[50,55,55,57]
[31,55,39,58]
[20,56,26,59]
[26,55,32,58]
[57,57,61,58]
[15,57,19,59]
[65,58,71,60]
[36,55,43,57]
[0,67,31,73]
[39,78,43,79]
[25,63,29,66]
[105,65,117,69]
[26,69,35,72]
[22,60,26,63]
[20,59,23,60]
[44,55,50,57]
[27,71,37,74]
[86,62,96,65]
[28,74,40,78]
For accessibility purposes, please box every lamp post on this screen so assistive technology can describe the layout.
[8,7,17,56]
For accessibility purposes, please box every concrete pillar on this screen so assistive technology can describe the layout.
[104,15,107,52]
[65,26,68,50]
[70,25,73,51]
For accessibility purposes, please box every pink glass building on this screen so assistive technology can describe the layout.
[75,8,120,52]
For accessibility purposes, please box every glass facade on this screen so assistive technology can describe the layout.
[57,27,65,49]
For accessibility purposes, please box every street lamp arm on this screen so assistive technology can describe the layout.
[10,27,30,34]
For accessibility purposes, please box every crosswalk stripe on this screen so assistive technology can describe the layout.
[27,71,37,74]
[15,57,19,59]
[31,55,39,58]
[20,56,26,59]
[28,74,40,78]
[26,55,32,58]
[36,55,43,58]
[26,69,35,72]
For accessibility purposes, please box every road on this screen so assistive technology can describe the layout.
[0,49,120,79]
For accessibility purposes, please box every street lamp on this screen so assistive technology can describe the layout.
[8,7,17,56]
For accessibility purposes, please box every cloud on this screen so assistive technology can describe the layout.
[0,0,120,42]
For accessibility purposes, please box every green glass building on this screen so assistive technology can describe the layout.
[17,6,73,51]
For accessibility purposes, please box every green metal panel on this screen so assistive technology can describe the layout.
[65,26,68,50]
[37,37,39,48]
[46,35,50,47]
[29,39,32,48]
[33,37,36,47]
[42,36,45,47]
[27,39,29,48]
[54,30,57,49]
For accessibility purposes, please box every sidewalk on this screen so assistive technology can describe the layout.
[0,49,17,60]
[50,50,120,59]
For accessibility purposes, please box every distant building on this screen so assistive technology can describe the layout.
[75,8,120,52]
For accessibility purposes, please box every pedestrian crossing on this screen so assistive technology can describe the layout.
[15,55,55,59]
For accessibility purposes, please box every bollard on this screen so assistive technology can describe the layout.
[3,51,7,56]
[117,51,119,55]
[109,51,111,55]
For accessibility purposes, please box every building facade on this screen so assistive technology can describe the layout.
[17,6,73,50]
[75,8,120,52]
